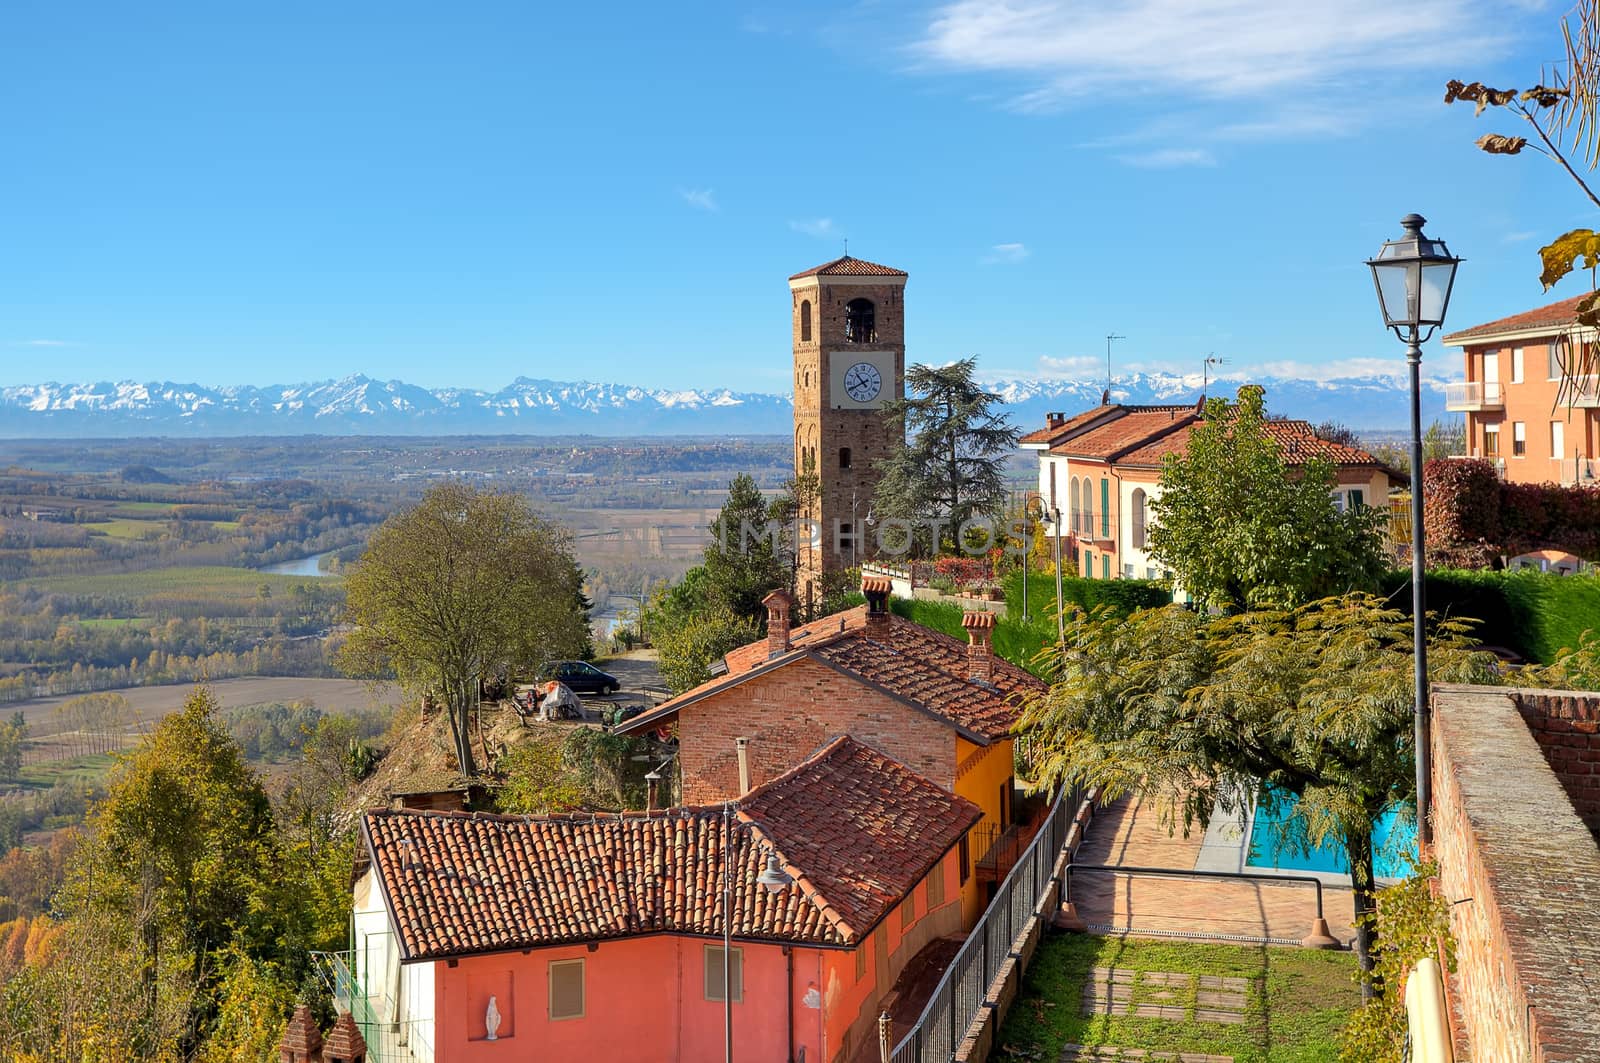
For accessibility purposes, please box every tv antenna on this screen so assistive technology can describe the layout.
[1202,354,1227,399]
[1105,333,1125,391]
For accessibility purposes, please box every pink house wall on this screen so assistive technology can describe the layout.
[424,851,963,1062]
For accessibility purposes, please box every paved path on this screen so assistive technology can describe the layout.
[1072,795,1358,947]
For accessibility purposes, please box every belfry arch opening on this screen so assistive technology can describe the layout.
[844,298,876,344]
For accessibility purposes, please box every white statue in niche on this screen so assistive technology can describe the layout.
[486,995,502,1041]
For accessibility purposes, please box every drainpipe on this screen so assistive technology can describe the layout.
[785,945,795,1063]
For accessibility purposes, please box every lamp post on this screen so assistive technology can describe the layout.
[724,802,793,1063]
[1366,213,1461,850]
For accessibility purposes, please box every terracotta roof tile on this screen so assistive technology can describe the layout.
[789,255,908,280]
[1443,294,1588,343]
[1019,405,1120,445]
[1048,408,1199,461]
[1114,418,1383,468]
[363,737,979,959]
[623,608,1044,742]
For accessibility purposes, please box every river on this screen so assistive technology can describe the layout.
[258,550,338,578]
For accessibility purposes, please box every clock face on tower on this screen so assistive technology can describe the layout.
[843,362,882,403]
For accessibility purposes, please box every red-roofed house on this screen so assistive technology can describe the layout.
[1441,294,1600,483]
[616,581,1047,924]
[347,736,979,1063]
[1021,390,1395,582]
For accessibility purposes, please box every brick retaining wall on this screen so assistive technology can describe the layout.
[1430,684,1600,1062]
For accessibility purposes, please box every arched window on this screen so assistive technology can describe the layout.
[1131,488,1147,549]
[839,446,852,470]
[800,300,812,342]
[844,298,876,344]
[1070,478,1081,534]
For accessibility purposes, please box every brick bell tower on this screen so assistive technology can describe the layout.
[788,255,907,613]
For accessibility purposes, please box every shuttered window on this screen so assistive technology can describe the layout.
[704,945,743,1003]
[549,960,585,1020]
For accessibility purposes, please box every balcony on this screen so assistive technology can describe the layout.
[1444,381,1504,411]
[1568,374,1600,408]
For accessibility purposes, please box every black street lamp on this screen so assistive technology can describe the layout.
[1366,213,1461,849]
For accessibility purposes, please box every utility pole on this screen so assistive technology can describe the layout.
[1105,333,1125,391]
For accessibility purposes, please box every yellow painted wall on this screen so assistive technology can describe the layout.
[953,736,1015,925]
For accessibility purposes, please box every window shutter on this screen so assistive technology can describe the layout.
[549,960,585,1020]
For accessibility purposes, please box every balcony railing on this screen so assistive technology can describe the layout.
[312,950,435,1063]
[1568,374,1600,408]
[1443,381,1504,411]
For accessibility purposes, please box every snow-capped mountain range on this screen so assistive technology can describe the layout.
[0,372,1450,438]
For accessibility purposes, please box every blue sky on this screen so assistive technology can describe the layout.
[1,0,1590,392]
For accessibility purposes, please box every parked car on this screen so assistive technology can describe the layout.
[540,660,621,695]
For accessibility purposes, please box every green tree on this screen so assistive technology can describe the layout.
[1338,863,1455,1063]
[1149,387,1388,612]
[874,358,1018,556]
[0,712,27,782]
[497,737,585,814]
[339,482,591,775]
[703,473,788,627]
[1018,596,1495,985]
[652,603,760,695]
[67,686,275,1048]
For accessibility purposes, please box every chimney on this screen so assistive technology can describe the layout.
[645,769,661,811]
[323,1012,368,1063]
[763,588,794,658]
[962,611,996,683]
[862,575,892,629]
[1047,411,1065,429]
[736,737,752,794]
[278,1004,323,1063]
[1101,388,1110,405]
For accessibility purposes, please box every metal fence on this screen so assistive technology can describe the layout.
[890,789,1074,1063]
[311,949,435,1063]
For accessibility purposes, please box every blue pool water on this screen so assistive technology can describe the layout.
[1245,788,1416,880]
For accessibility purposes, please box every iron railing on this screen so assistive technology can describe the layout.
[312,949,435,1063]
[890,789,1073,1063]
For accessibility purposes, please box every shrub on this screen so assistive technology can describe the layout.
[1379,567,1600,662]
[1338,862,1454,1063]
[1424,457,1600,564]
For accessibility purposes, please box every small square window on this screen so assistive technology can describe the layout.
[549,959,584,1021]
[1513,422,1527,457]
[704,945,743,1003]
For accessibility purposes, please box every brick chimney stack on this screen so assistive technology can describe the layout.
[323,1012,368,1063]
[962,611,996,683]
[763,588,794,658]
[1047,411,1065,428]
[279,1004,323,1063]
[862,575,893,630]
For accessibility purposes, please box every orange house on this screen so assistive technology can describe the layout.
[1021,390,1396,582]
[617,580,1047,926]
[349,736,979,1063]
[1442,293,1600,484]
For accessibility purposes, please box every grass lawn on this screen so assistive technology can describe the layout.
[85,518,165,541]
[12,565,331,598]
[14,753,119,792]
[994,935,1358,1063]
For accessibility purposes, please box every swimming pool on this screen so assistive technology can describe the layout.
[1244,787,1416,880]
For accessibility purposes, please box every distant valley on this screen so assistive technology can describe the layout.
[0,370,1452,437]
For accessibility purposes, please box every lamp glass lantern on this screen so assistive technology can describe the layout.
[756,853,792,894]
[1366,213,1461,334]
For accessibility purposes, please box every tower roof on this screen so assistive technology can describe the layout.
[789,255,908,280]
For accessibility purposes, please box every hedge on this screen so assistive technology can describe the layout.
[1379,567,1600,663]
[887,569,1171,675]
[1424,458,1600,565]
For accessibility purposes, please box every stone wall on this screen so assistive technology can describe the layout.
[1429,684,1600,1062]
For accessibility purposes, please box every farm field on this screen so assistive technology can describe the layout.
[12,565,332,598]
[10,677,401,731]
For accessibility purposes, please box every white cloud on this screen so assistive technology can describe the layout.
[916,0,1498,108]
[678,188,718,212]
[1031,354,1108,379]
[790,218,838,238]
[1116,148,1216,168]
[1249,357,1413,382]
[981,241,1030,264]
[1504,230,1539,243]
